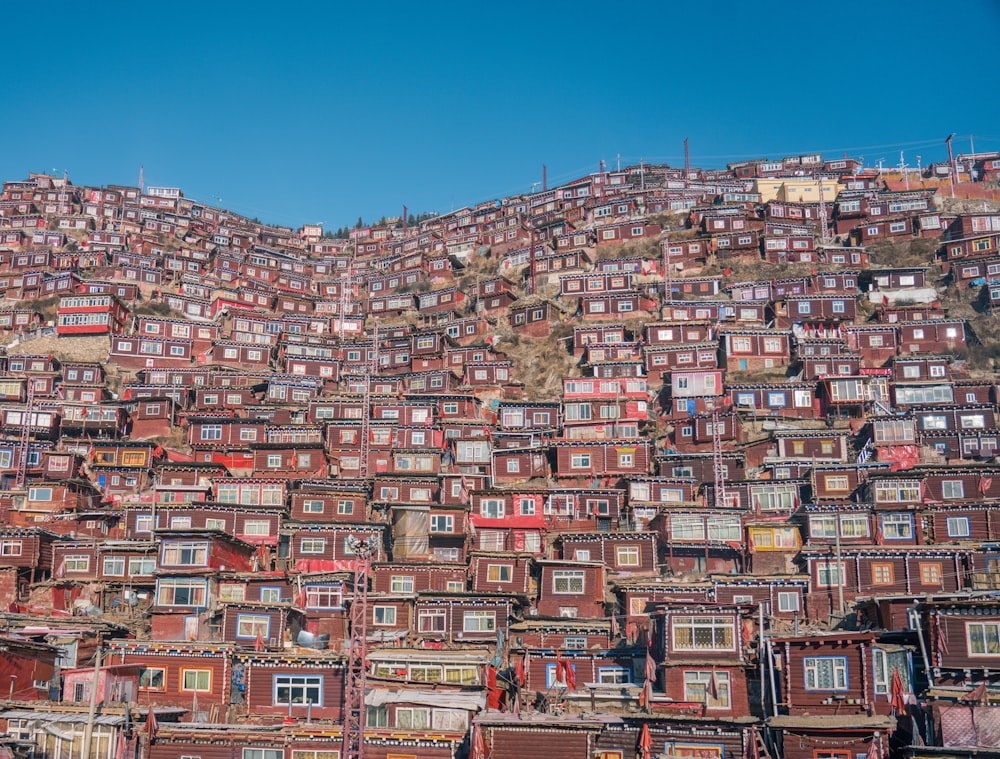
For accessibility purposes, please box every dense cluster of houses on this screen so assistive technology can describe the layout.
[1,151,1000,759]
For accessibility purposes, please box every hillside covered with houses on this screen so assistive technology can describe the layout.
[1,152,1000,759]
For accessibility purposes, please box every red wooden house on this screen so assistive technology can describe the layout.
[720,330,792,372]
[535,559,606,619]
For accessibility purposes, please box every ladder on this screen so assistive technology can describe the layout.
[14,379,35,489]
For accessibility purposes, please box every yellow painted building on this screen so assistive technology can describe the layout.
[752,177,843,203]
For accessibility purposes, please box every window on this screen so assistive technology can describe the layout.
[684,670,731,708]
[553,570,585,594]
[200,425,222,441]
[880,513,914,540]
[304,585,343,609]
[546,661,577,687]
[942,481,965,499]
[840,514,869,538]
[291,752,340,759]
[777,592,799,612]
[243,520,271,537]
[366,706,389,728]
[236,614,271,639]
[373,606,397,626]
[597,666,632,684]
[809,515,837,538]
[156,578,207,606]
[968,622,1000,655]
[300,538,326,554]
[616,546,640,567]
[129,557,155,576]
[463,610,496,632]
[804,657,848,690]
[396,707,430,730]
[425,514,454,535]
[391,576,414,594]
[139,668,165,690]
[824,475,849,492]
[182,669,212,692]
[260,587,282,603]
[947,516,971,538]
[570,452,591,469]
[872,562,894,585]
[161,541,209,566]
[102,556,125,576]
[487,564,513,583]
[816,561,845,587]
[920,562,943,586]
[418,609,447,632]
[480,499,505,519]
[274,675,323,706]
[672,616,736,651]
[302,499,324,514]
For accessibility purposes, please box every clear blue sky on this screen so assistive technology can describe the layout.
[3,0,998,229]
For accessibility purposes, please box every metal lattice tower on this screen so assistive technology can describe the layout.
[818,176,830,244]
[358,326,378,478]
[338,267,353,341]
[14,379,35,489]
[711,401,727,509]
[341,539,372,759]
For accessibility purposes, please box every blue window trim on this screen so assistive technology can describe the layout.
[879,512,914,540]
[946,516,971,537]
[803,655,849,692]
[259,585,283,602]
[545,662,577,687]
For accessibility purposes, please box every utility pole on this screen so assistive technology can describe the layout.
[542,165,547,192]
[341,539,372,759]
[82,646,103,759]
[684,138,690,177]
[640,158,645,191]
[899,151,909,191]
[946,133,957,198]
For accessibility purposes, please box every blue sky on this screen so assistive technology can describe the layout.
[3,0,998,229]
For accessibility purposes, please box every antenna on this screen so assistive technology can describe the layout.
[898,151,909,191]
[945,133,957,199]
